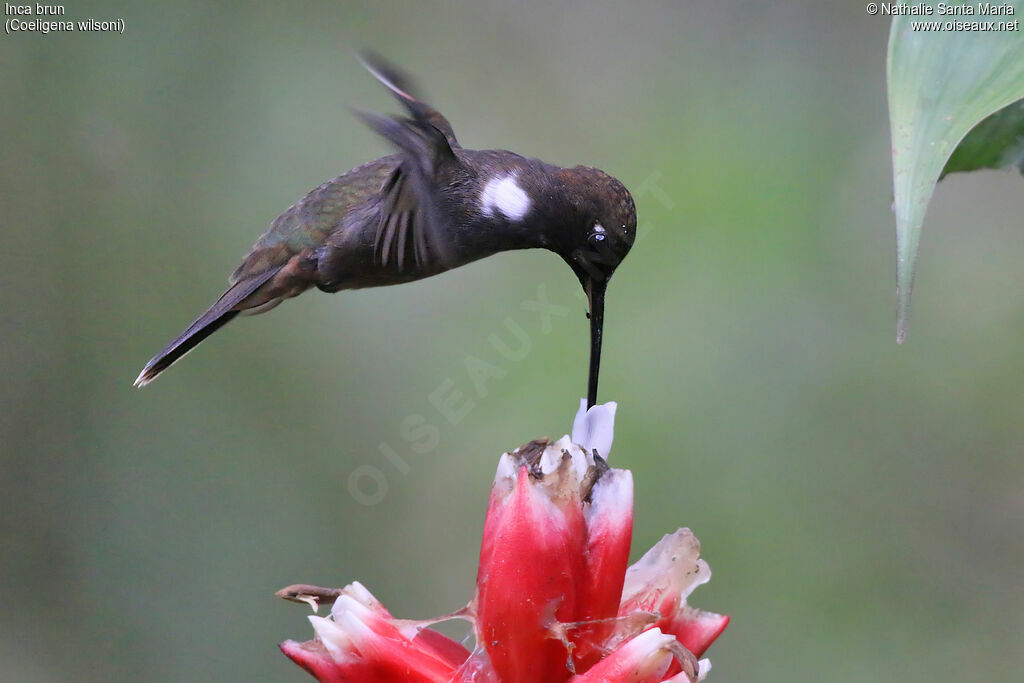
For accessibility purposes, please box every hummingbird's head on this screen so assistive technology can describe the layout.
[550,166,635,408]
[558,167,637,291]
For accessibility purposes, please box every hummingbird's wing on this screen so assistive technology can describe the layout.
[373,165,426,272]
[358,51,460,149]
[355,110,460,272]
[355,53,464,271]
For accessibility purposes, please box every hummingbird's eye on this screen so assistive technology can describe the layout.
[589,223,607,244]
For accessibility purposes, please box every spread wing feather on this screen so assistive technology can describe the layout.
[355,53,463,271]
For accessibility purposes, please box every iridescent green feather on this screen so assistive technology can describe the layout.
[229,156,399,283]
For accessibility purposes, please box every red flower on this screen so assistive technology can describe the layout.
[281,401,727,682]
[280,582,479,682]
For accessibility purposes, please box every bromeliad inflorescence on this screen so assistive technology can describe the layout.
[279,401,728,682]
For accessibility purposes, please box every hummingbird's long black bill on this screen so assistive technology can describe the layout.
[586,279,607,409]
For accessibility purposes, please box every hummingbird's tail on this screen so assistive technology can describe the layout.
[134,269,279,387]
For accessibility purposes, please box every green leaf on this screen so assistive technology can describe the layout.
[942,98,1024,177]
[887,3,1024,342]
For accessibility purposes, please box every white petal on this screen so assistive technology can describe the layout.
[541,435,588,480]
[622,626,676,653]
[331,594,375,622]
[336,608,376,645]
[606,627,677,674]
[572,398,589,442]
[493,452,518,485]
[309,615,353,658]
[345,581,377,609]
[586,468,633,528]
[571,399,617,459]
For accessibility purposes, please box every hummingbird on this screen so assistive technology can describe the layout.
[135,54,636,407]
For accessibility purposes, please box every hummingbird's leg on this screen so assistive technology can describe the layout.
[586,279,607,409]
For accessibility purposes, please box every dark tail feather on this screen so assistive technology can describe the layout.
[134,310,240,387]
[134,270,278,387]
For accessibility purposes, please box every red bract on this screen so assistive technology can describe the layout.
[570,628,696,683]
[280,582,482,683]
[281,401,727,682]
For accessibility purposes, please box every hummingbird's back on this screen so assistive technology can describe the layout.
[229,156,401,286]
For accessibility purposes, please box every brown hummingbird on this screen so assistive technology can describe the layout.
[135,54,636,407]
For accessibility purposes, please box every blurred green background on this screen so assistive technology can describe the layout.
[3,1,1022,681]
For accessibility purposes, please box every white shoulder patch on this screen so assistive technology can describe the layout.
[480,174,531,221]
